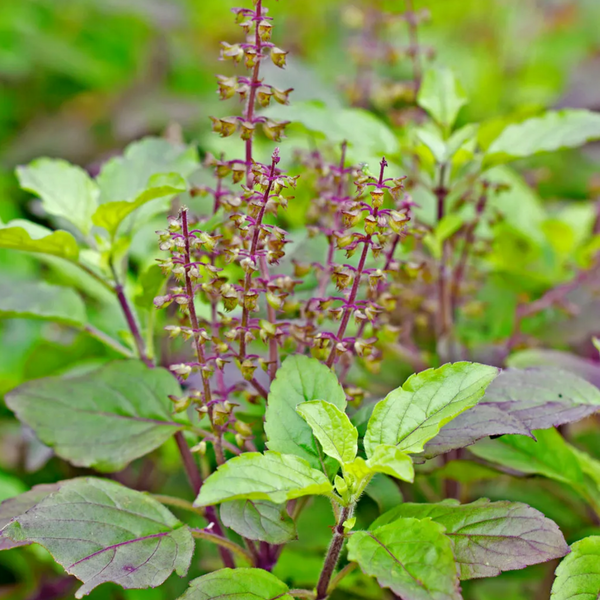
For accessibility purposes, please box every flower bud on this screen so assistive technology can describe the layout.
[273,87,293,105]
[270,47,288,68]
[216,75,238,100]
[191,441,207,455]
[210,116,238,138]
[220,42,244,62]
[153,295,172,309]
[240,121,255,141]
[170,363,192,379]
[370,187,385,207]
[256,85,273,107]
[258,20,273,41]
[238,359,257,381]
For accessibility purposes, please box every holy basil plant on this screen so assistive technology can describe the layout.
[1,356,593,599]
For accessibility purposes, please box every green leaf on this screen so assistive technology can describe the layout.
[135,264,167,310]
[364,474,403,515]
[366,445,414,483]
[0,483,62,551]
[97,138,198,204]
[0,222,79,260]
[484,109,600,167]
[296,400,358,466]
[265,355,346,470]
[220,500,296,545]
[177,568,293,600]
[469,428,585,487]
[0,478,193,598]
[93,173,187,238]
[364,362,499,457]
[347,517,461,600]
[262,100,399,155]
[372,499,569,580]
[551,536,600,600]
[0,281,86,327]
[5,360,184,472]
[194,451,333,507]
[16,158,98,235]
[417,67,468,131]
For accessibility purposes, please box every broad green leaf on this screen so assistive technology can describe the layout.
[262,100,399,155]
[551,536,600,600]
[364,362,499,457]
[16,158,98,235]
[417,67,468,131]
[5,360,184,472]
[97,138,198,204]
[372,499,569,580]
[296,400,358,466]
[485,110,600,167]
[366,445,414,483]
[0,222,79,260]
[469,428,585,488]
[0,478,193,598]
[194,451,333,507]
[347,517,461,600]
[0,483,61,551]
[436,460,502,484]
[265,355,346,470]
[93,173,187,238]
[0,281,86,327]
[178,568,293,600]
[220,500,296,545]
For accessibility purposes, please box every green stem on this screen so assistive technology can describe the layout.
[190,528,253,564]
[327,562,356,595]
[151,494,205,516]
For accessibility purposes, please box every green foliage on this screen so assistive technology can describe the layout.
[1,1,600,599]
[364,362,499,456]
[0,281,86,326]
[178,569,293,600]
[264,355,346,470]
[418,67,468,132]
[296,400,358,466]
[484,110,600,167]
[372,499,569,580]
[17,159,99,235]
[194,451,333,507]
[5,361,184,471]
[348,518,462,600]
[220,500,296,545]
[1,478,193,598]
[551,536,600,600]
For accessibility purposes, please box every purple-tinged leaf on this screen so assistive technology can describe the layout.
[5,360,184,472]
[0,478,193,598]
[507,349,600,388]
[422,404,530,459]
[371,498,570,580]
[0,483,62,551]
[482,368,600,430]
[423,368,600,458]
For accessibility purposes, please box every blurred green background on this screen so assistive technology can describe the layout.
[0,0,599,598]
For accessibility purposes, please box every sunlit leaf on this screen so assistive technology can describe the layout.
[365,362,499,456]
[296,400,358,466]
[484,109,600,167]
[16,158,98,235]
[417,67,468,130]
[265,355,346,471]
[348,517,461,600]
[551,536,600,600]
[372,498,569,580]
[194,451,333,507]
[178,568,293,600]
